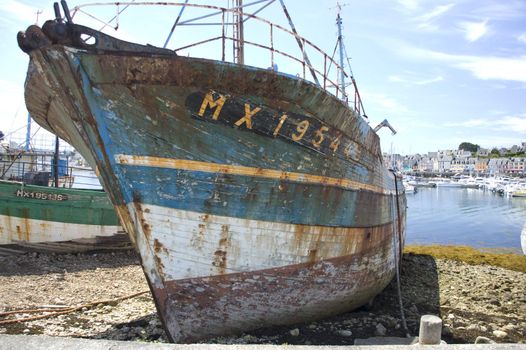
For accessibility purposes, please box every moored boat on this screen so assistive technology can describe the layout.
[403,181,416,194]
[429,178,462,188]
[0,179,128,255]
[510,189,526,198]
[0,140,129,254]
[18,1,407,342]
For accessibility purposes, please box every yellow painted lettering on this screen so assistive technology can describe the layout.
[272,114,288,136]
[312,126,329,148]
[234,104,261,129]
[198,92,226,120]
[329,136,341,153]
[344,142,354,158]
[292,120,310,141]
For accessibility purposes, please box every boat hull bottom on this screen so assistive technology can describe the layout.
[0,234,131,256]
[0,214,130,255]
[152,247,396,342]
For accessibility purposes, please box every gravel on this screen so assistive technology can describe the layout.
[0,250,524,344]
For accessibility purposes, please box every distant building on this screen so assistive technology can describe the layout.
[477,148,489,157]
[436,155,452,173]
[450,156,475,173]
[475,158,488,173]
[504,158,526,174]
[453,150,472,158]
[488,158,508,175]
[417,156,434,172]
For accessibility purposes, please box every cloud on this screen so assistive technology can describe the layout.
[362,92,409,116]
[457,56,526,82]
[389,74,443,85]
[413,4,455,31]
[395,43,526,83]
[0,0,53,26]
[518,33,526,44]
[472,2,526,21]
[0,79,28,134]
[495,116,526,132]
[417,4,455,23]
[458,20,489,42]
[398,0,420,11]
[444,115,526,133]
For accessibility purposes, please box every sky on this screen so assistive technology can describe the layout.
[0,0,525,155]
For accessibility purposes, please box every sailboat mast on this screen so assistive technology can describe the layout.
[336,12,346,100]
[234,0,244,64]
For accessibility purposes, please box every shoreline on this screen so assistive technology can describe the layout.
[0,245,524,344]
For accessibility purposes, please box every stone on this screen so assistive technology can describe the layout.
[441,325,452,337]
[409,304,419,314]
[502,324,517,331]
[289,328,300,337]
[492,330,507,338]
[375,323,386,336]
[337,329,353,337]
[475,336,496,344]
[489,298,501,306]
[466,324,479,331]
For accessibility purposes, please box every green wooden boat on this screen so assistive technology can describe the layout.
[0,180,129,254]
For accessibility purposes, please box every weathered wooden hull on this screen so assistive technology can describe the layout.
[0,180,128,255]
[21,23,406,342]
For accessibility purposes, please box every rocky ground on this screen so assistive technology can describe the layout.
[0,250,525,345]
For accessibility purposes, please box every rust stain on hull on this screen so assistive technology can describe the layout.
[153,224,397,342]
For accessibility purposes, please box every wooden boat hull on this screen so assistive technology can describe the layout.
[0,180,128,255]
[21,23,406,342]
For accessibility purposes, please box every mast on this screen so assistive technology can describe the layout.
[234,0,244,64]
[25,113,31,151]
[336,12,346,100]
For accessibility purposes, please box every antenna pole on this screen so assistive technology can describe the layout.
[336,12,346,100]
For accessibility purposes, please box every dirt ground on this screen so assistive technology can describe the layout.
[0,250,525,345]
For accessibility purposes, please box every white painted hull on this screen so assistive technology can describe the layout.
[0,214,121,245]
[129,204,399,281]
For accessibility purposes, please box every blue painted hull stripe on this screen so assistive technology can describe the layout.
[117,166,394,227]
[115,154,394,195]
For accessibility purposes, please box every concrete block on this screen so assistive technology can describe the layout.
[419,314,442,345]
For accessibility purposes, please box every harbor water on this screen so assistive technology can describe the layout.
[406,187,526,252]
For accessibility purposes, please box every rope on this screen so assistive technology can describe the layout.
[391,171,410,337]
[0,290,149,325]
